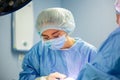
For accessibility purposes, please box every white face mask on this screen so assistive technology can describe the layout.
[43,35,66,50]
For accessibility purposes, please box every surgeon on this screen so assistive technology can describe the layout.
[19,8,97,80]
[77,0,120,80]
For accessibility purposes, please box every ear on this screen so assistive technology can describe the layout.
[116,14,120,25]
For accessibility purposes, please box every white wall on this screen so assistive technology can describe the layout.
[0,14,20,80]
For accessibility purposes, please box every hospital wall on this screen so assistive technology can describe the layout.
[0,0,117,80]
[62,0,117,48]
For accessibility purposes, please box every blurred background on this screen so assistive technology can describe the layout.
[0,0,117,80]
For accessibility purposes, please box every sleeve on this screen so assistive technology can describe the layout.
[19,49,40,80]
[89,47,97,62]
[85,43,97,63]
[77,34,120,80]
[77,63,120,80]
[92,34,120,75]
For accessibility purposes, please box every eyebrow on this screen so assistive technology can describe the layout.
[41,30,59,37]
[52,30,59,35]
[41,34,48,37]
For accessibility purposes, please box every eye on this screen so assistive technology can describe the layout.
[53,35,59,38]
[52,31,60,38]
[43,38,49,40]
[42,36,49,40]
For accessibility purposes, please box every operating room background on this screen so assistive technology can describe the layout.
[0,0,116,80]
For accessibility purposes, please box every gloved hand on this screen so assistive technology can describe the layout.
[35,72,66,80]
[64,77,75,80]
[35,76,47,80]
[46,72,66,80]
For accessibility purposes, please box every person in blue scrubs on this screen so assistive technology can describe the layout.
[19,8,97,80]
[77,0,120,80]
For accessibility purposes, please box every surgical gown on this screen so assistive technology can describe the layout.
[19,38,96,80]
[77,27,120,80]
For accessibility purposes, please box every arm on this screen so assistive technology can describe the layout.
[35,72,66,80]
[19,50,40,80]
[77,33,120,80]
[19,43,67,80]
[92,34,120,74]
[77,63,120,80]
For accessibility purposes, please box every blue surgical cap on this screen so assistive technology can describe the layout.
[36,8,75,35]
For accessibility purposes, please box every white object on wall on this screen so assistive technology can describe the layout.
[13,1,34,51]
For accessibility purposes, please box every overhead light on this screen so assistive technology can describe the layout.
[0,0,31,16]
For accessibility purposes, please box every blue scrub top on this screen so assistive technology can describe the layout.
[77,27,120,80]
[19,38,96,80]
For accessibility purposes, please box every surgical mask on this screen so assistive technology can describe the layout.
[43,35,66,50]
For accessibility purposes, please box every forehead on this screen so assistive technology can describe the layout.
[42,29,61,35]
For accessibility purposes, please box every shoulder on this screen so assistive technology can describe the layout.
[24,41,42,59]
[30,41,42,52]
[74,38,97,59]
[99,28,120,51]
[75,38,97,62]
[106,27,120,42]
[76,38,96,51]
[109,27,120,37]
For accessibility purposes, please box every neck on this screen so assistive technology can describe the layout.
[62,36,75,49]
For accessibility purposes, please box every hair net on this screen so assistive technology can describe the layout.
[115,0,120,14]
[36,8,75,35]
